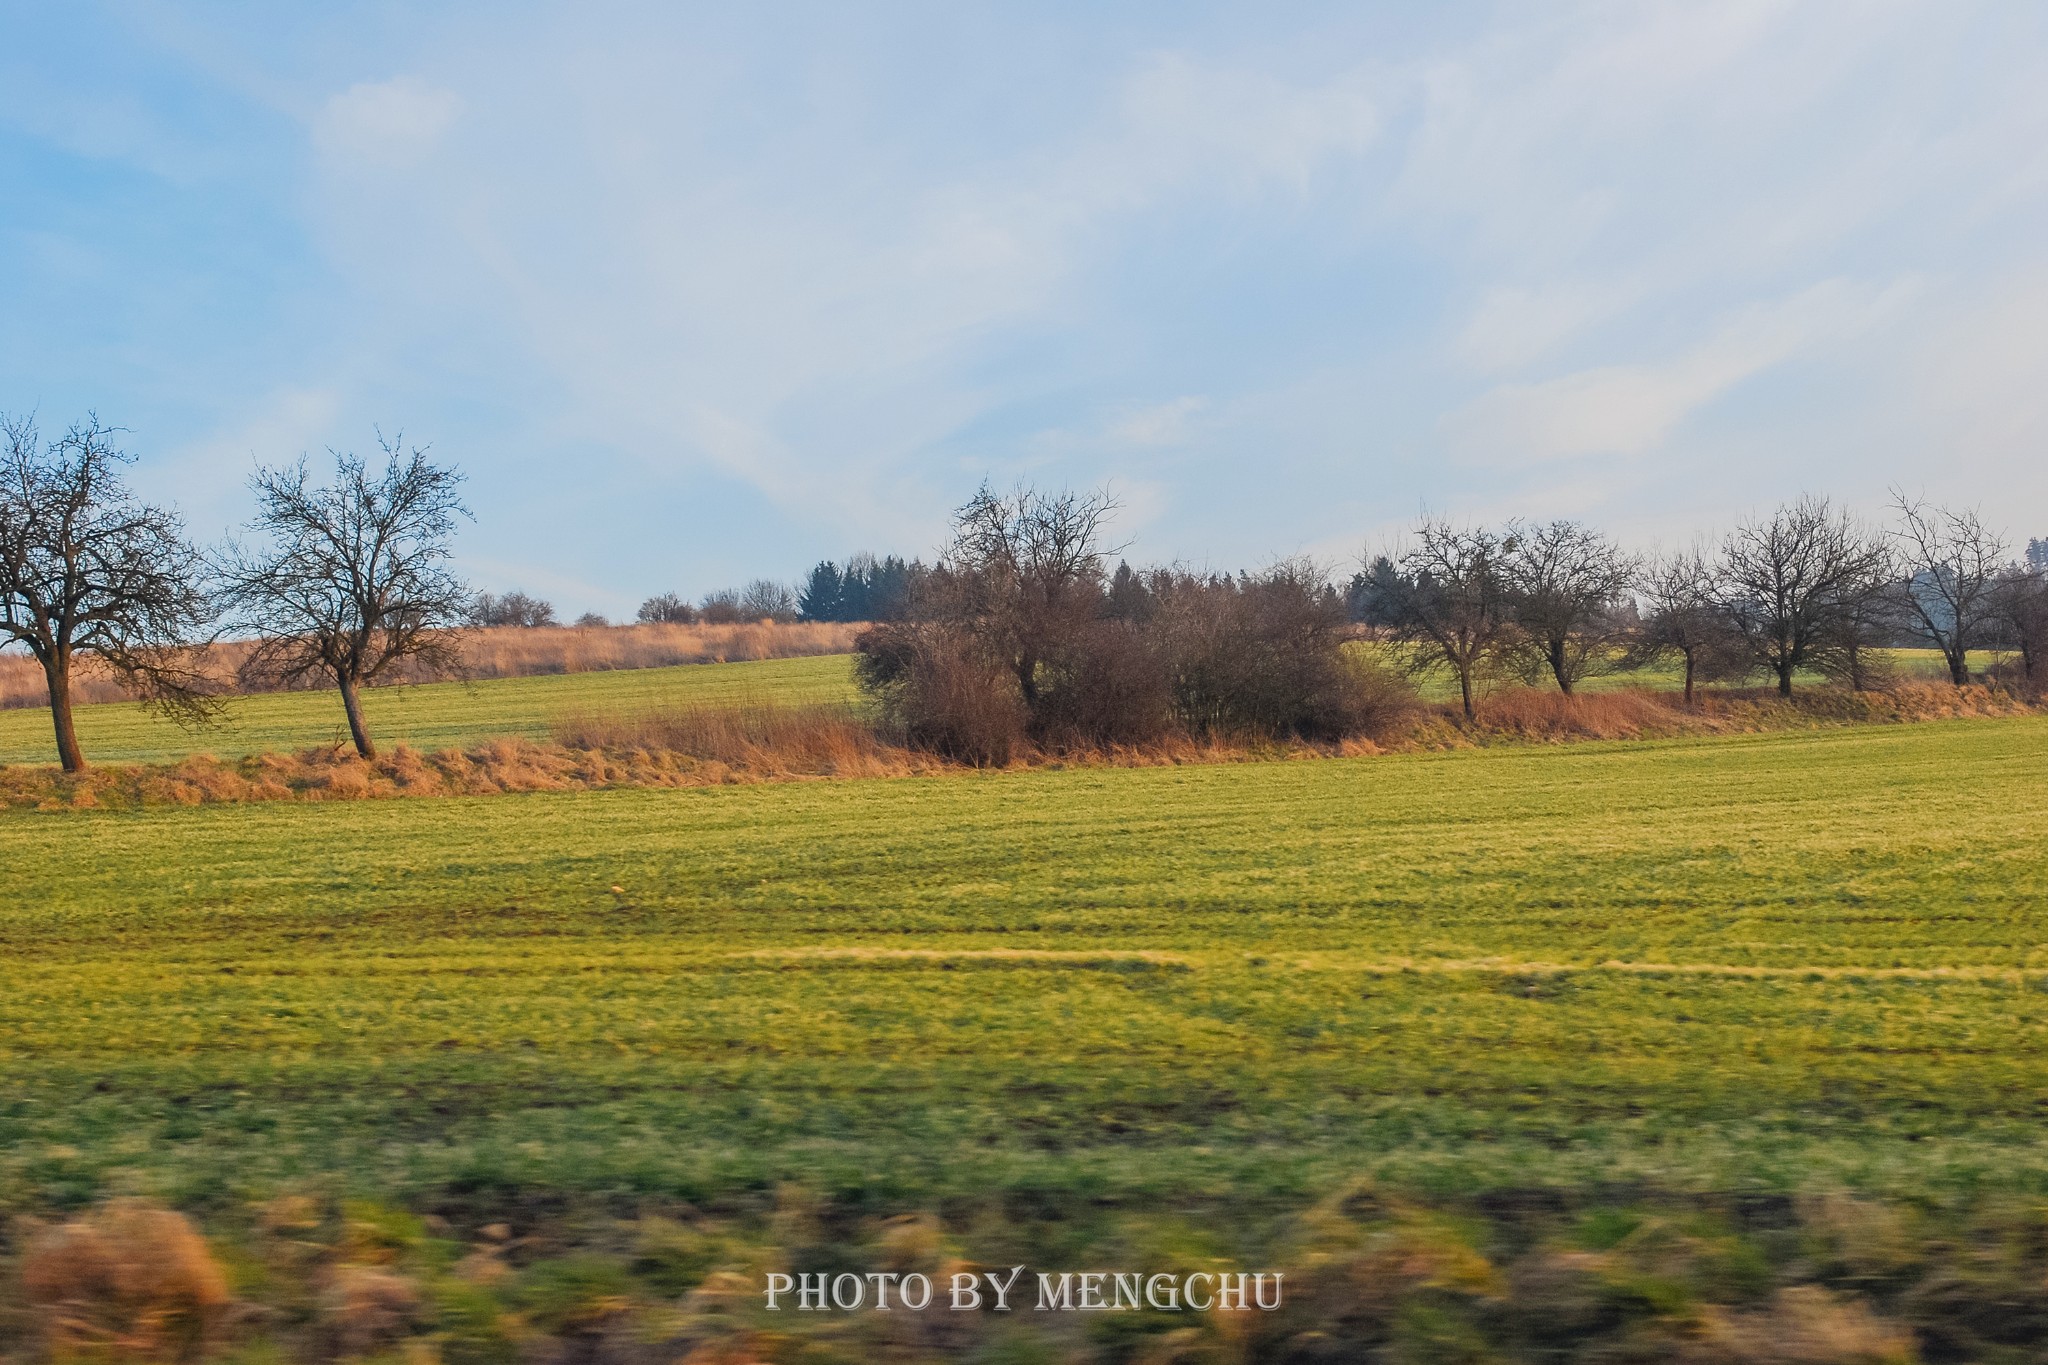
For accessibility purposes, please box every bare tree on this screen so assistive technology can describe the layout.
[1361,521,1518,719]
[636,592,698,625]
[698,589,745,624]
[1715,496,1891,698]
[1814,572,1908,692]
[1993,563,2048,687]
[0,413,215,771]
[738,578,799,622]
[1887,490,2007,685]
[1633,547,1746,704]
[217,434,470,759]
[469,591,558,628]
[1499,519,1638,694]
[943,482,1121,709]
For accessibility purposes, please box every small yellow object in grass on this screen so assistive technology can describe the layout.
[609,885,625,895]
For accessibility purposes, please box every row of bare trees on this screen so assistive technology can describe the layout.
[5,407,2044,770]
[1360,493,2046,717]
[0,414,470,770]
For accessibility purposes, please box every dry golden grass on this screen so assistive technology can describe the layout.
[0,622,865,709]
[452,620,863,679]
[554,701,927,779]
[19,1200,232,1362]
[1432,680,2037,744]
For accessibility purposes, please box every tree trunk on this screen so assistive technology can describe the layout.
[1777,660,1795,697]
[1457,665,1475,720]
[1549,639,1573,695]
[43,652,86,773]
[337,672,377,759]
[1682,652,1696,706]
[1947,646,1968,686]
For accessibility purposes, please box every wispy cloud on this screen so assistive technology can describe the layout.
[1444,281,1915,466]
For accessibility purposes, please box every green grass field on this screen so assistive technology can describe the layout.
[0,654,860,766]
[5,715,2045,1225]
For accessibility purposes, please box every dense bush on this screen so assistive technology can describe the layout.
[854,620,1030,765]
[855,486,1414,759]
[1151,562,1410,741]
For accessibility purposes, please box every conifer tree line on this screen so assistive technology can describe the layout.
[2,408,2045,770]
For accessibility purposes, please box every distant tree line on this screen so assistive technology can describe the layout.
[848,482,2048,761]
[1352,491,2047,717]
[796,554,920,622]
[3,405,2045,771]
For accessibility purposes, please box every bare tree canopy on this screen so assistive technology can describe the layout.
[469,591,558,628]
[1361,520,1517,719]
[216,433,470,759]
[0,413,215,771]
[1994,561,2048,687]
[943,482,1122,708]
[1500,519,1638,694]
[1716,495,1893,697]
[738,579,799,622]
[1888,489,2007,685]
[636,592,698,625]
[1633,547,1746,704]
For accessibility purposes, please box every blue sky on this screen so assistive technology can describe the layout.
[3,2,2046,617]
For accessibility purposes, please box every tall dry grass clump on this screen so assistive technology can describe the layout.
[18,1199,232,1361]
[1441,679,2039,746]
[555,701,933,779]
[1471,687,1713,741]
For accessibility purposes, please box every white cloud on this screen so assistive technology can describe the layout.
[1110,396,1208,448]
[298,42,1388,548]
[313,76,461,167]
[1454,280,1641,374]
[1443,280,1913,465]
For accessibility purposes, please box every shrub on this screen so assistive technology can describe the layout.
[1153,562,1413,742]
[855,622,1027,766]
[1031,618,1175,750]
[636,592,698,625]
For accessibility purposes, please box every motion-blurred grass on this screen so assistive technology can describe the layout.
[4,715,2045,1219]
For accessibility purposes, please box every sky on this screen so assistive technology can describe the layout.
[3,1,2046,618]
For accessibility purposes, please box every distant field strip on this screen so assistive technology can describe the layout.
[0,652,860,765]
[3,715,2046,1212]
